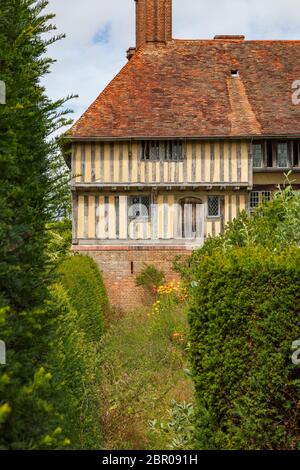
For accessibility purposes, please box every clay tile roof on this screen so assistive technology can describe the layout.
[69,39,300,139]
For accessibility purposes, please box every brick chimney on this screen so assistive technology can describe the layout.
[135,0,172,49]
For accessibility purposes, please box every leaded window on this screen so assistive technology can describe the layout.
[207,196,220,218]
[128,196,150,220]
[141,141,160,161]
[277,143,289,168]
[141,140,185,161]
[249,191,271,212]
[165,141,184,161]
[252,143,263,168]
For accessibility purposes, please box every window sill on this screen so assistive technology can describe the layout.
[253,167,300,172]
[128,218,151,222]
[140,159,185,163]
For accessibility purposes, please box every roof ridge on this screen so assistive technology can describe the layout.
[172,38,300,43]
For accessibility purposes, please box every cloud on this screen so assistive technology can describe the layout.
[44,0,300,133]
[92,23,112,45]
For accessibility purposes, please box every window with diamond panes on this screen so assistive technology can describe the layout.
[277,143,289,168]
[128,196,150,220]
[207,196,220,218]
[252,143,263,168]
[250,191,271,212]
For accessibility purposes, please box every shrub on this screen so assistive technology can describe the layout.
[0,0,95,450]
[136,265,166,294]
[58,255,108,342]
[0,256,107,449]
[46,219,72,265]
[0,303,70,449]
[152,400,195,450]
[45,284,102,449]
[177,183,300,284]
[99,305,192,450]
[0,0,71,312]
[188,245,300,450]
[151,280,188,343]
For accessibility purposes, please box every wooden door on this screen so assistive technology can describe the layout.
[179,198,204,242]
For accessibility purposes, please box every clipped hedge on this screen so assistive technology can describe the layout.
[0,304,69,450]
[188,245,300,450]
[45,284,102,449]
[58,255,107,342]
[0,255,107,449]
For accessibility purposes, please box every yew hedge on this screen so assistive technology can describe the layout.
[188,246,300,450]
[0,255,107,449]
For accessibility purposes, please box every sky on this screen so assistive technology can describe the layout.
[44,0,300,131]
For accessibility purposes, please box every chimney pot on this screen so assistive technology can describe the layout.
[127,47,137,60]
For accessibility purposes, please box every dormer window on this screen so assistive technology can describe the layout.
[141,140,185,161]
[231,69,239,77]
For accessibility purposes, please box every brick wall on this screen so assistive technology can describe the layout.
[72,245,191,311]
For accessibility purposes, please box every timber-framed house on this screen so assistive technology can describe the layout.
[65,0,300,309]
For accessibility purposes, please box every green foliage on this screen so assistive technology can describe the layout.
[45,284,103,449]
[0,304,69,449]
[46,219,72,264]
[0,0,73,310]
[0,257,107,449]
[152,281,188,343]
[99,306,193,450]
[177,182,300,284]
[136,264,166,293]
[180,183,300,449]
[188,245,300,450]
[58,255,108,342]
[0,0,105,451]
[0,0,84,450]
[151,400,195,450]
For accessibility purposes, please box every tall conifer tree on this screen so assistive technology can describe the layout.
[0,0,72,310]
[0,1,75,449]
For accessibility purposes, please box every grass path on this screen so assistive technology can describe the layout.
[98,306,194,450]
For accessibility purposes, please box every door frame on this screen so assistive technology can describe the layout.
[178,197,204,242]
